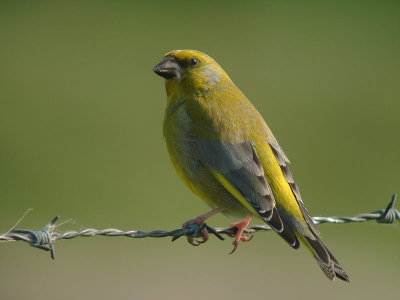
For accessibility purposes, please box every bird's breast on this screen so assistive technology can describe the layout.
[163,100,200,188]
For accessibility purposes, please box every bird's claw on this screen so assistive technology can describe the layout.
[187,235,208,246]
[228,234,253,254]
[228,218,253,254]
[240,234,253,242]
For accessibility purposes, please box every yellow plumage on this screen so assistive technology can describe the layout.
[154,50,349,282]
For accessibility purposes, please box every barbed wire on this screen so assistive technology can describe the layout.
[1,194,398,259]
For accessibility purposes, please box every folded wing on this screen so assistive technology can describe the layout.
[196,139,299,248]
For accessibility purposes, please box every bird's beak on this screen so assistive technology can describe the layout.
[152,56,181,80]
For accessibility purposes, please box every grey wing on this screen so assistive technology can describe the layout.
[266,133,321,237]
[196,138,299,248]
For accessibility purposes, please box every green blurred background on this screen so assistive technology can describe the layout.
[1,1,399,299]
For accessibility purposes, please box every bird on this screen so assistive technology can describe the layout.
[153,49,349,282]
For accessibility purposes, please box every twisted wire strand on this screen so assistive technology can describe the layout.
[1,194,398,259]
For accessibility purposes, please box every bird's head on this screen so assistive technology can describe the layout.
[153,50,230,93]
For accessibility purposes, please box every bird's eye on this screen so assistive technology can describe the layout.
[189,58,198,66]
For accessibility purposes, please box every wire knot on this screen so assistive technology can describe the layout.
[171,223,225,242]
[11,216,59,259]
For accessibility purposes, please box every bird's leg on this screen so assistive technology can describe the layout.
[182,208,223,246]
[229,217,253,254]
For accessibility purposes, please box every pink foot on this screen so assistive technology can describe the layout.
[229,218,253,254]
[182,208,223,246]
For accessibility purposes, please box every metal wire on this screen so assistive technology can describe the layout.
[1,194,398,259]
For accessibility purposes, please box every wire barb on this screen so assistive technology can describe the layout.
[1,194,398,259]
[377,194,398,224]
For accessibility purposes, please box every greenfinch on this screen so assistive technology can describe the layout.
[153,50,349,282]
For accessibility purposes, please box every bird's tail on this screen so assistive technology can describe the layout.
[296,233,349,282]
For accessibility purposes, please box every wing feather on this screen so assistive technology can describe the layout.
[267,136,320,237]
[196,139,298,247]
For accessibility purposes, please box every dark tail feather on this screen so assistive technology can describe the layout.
[304,236,349,282]
[275,217,300,249]
[325,248,350,282]
[262,209,347,281]
[264,208,300,249]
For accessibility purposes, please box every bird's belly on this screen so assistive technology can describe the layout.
[164,112,251,219]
